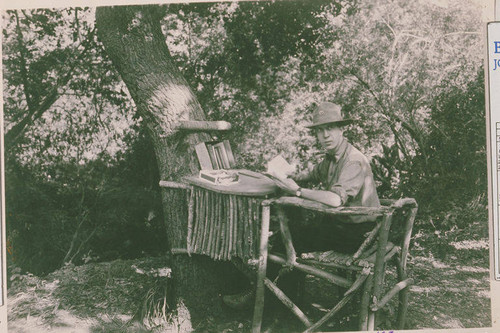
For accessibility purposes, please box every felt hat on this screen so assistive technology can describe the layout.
[306,102,354,128]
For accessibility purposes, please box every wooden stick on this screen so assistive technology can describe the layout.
[173,120,231,132]
[158,180,190,189]
[232,196,238,257]
[238,197,247,259]
[358,273,373,331]
[252,204,271,333]
[264,278,312,327]
[186,189,194,253]
[268,254,352,289]
[192,189,201,252]
[384,245,400,263]
[344,267,370,296]
[297,258,363,271]
[400,207,418,272]
[244,197,251,260]
[252,199,261,260]
[269,196,389,217]
[237,197,244,258]
[201,190,210,255]
[303,288,357,333]
[170,247,190,255]
[395,256,410,329]
[212,193,221,259]
[224,193,231,260]
[218,194,225,258]
[219,194,227,260]
[227,195,234,260]
[359,243,378,259]
[367,312,375,331]
[196,189,206,253]
[371,278,414,311]
[247,198,254,259]
[352,222,381,261]
[357,243,394,269]
[371,211,394,320]
[216,193,223,258]
[206,192,215,258]
[276,207,297,266]
[213,193,220,259]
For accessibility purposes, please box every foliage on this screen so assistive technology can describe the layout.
[5,130,166,275]
[3,0,487,275]
[2,8,135,160]
[2,8,162,274]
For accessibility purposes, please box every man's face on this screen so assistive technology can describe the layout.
[314,123,344,152]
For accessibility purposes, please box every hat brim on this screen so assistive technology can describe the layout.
[306,119,355,129]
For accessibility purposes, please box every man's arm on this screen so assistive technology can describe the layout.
[272,177,343,207]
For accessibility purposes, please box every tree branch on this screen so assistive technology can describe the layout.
[14,11,36,111]
[4,26,97,151]
[349,69,427,161]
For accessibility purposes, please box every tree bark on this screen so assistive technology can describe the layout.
[95,4,226,324]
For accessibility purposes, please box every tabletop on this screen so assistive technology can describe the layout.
[184,169,278,197]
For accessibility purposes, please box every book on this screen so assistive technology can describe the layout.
[195,140,236,170]
[207,144,221,169]
[213,141,231,169]
[195,142,214,170]
[222,140,236,167]
[199,169,239,185]
[267,155,295,179]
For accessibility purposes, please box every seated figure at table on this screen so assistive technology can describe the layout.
[223,102,380,309]
[271,101,380,254]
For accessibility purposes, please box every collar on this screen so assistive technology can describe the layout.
[325,138,349,162]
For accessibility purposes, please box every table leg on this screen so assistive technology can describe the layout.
[252,204,271,333]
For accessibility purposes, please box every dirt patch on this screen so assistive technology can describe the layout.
[8,226,491,332]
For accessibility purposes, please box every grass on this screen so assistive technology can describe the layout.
[8,219,491,332]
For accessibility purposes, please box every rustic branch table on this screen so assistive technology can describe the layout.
[161,170,278,262]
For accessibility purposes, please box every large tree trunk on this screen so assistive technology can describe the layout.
[95,4,228,324]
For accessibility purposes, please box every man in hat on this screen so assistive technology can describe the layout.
[223,102,380,309]
[272,101,380,212]
[269,101,380,260]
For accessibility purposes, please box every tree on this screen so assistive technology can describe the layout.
[95,4,229,321]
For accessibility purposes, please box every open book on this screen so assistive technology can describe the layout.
[266,155,295,180]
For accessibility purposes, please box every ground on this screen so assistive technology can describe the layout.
[7,221,491,332]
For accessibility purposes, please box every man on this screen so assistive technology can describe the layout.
[272,101,380,254]
[223,102,380,308]
[274,101,379,210]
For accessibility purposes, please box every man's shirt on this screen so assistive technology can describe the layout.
[310,138,380,208]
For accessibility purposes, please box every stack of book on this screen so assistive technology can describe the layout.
[199,169,239,185]
[195,140,236,170]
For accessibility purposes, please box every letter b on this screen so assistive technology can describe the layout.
[495,41,500,53]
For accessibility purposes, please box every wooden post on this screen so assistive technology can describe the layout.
[397,203,417,329]
[400,206,418,272]
[276,207,297,266]
[187,188,194,253]
[369,210,394,331]
[358,274,373,331]
[252,203,271,333]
